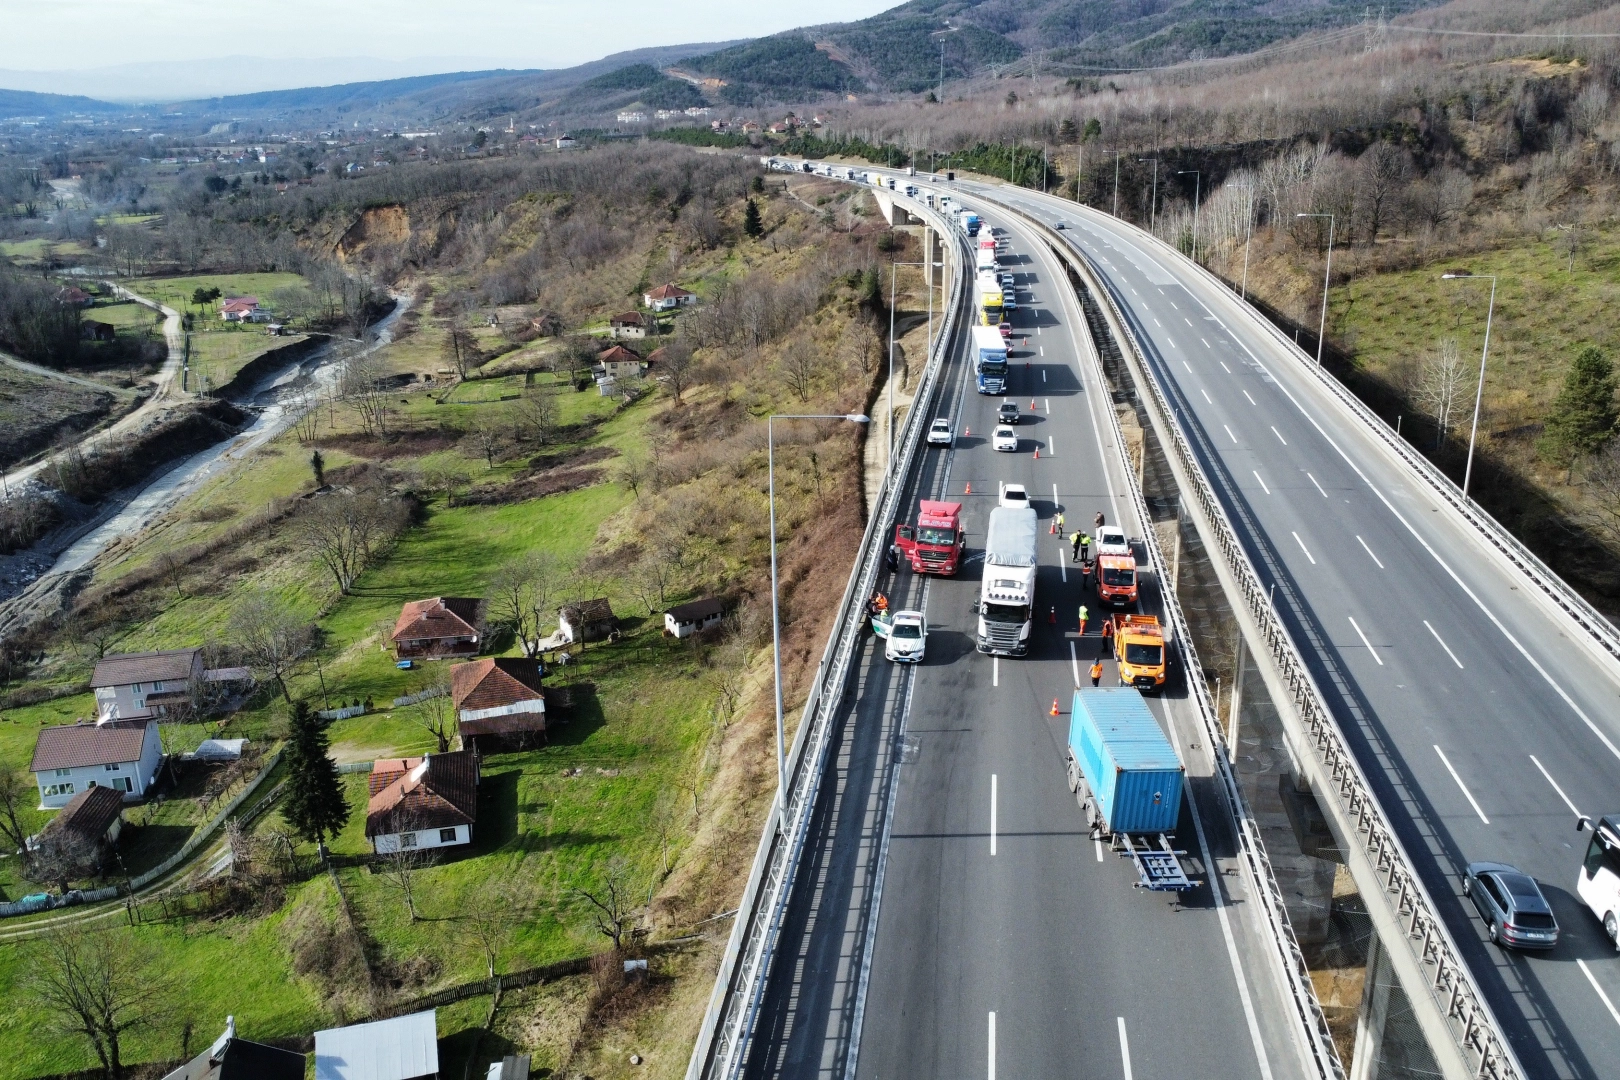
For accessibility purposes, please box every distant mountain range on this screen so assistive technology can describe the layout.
[1,0,1450,126]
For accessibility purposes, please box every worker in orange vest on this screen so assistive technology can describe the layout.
[1102,616,1114,657]
[1078,604,1089,636]
[1090,658,1103,687]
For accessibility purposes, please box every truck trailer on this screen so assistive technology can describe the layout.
[977,505,1037,655]
[895,500,965,575]
[971,325,1009,394]
[1066,688,1195,890]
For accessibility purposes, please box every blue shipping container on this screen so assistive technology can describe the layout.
[1068,688,1184,835]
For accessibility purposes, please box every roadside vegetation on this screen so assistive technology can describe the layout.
[0,141,925,1077]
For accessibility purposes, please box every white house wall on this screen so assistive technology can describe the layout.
[372,823,470,854]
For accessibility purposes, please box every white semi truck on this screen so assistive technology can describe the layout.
[977,505,1038,656]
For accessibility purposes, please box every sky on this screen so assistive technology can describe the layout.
[1,0,903,98]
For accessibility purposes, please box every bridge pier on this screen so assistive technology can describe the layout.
[1351,933,1444,1080]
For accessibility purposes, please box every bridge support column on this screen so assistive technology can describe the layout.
[925,228,945,287]
[1351,932,1443,1080]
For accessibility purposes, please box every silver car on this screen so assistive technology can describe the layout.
[1464,862,1560,949]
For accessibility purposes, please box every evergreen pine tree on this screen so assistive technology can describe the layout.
[743,198,763,238]
[282,701,349,859]
[1540,345,1619,476]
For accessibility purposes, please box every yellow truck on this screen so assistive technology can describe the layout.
[1110,613,1167,692]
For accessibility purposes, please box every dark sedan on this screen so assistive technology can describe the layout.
[1463,862,1560,949]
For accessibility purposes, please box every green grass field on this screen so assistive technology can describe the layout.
[131,273,306,317]
[1335,224,1620,438]
[186,328,308,394]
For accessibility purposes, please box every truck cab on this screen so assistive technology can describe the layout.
[1096,553,1138,607]
[895,500,965,575]
[1111,614,1167,691]
[1577,814,1620,945]
[972,325,1009,394]
[978,506,1038,656]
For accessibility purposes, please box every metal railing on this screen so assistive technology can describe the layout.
[686,190,969,1080]
[1036,212,1520,1080]
[1043,228,1344,1080]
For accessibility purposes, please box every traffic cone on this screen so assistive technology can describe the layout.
[965,426,971,436]
[1049,519,1057,534]
[1030,399,1036,410]
[1050,698,1061,716]
[965,481,972,494]
[1033,447,1040,459]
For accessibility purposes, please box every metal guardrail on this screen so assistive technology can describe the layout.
[1050,243,1346,1080]
[686,188,968,1080]
[1038,212,1521,1080]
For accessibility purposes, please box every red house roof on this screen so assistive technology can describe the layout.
[392,597,481,643]
[597,345,642,365]
[450,657,544,713]
[220,296,259,313]
[644,283,693,301]
[365,751,478,837]
[30,722,150,773]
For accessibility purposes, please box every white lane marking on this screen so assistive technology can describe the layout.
[992,657,999,686]
[1578,960,1620,1028]
[1040,346,1045,357]
[988,1012,997,1080]
[1349,616,1382,665]
[1356,535,1384,568]
[1046,398,1051,413]
[1434,745,1491,824]
[1172,278,1620,769]
[1037,326,1042,334]
[1253,471,1271,495]
[1167,337,1177,350]
[991,774,998,856]
[1118,1018,1133,1080]
[1183,361,1193,373]
[1185,317,1193,326]
[1048,437,1056,456]
[1201,388,1212,404]
[1530,755,1582,817]
[1154,317,1162,327]
[1169,300,1179,310]
[1070,639,1081,686]
[1424,620,1464,669]
[1223,424,1238,444]
[1220,360,1232,373]
[1242,389,1256,405]
[1307,472,1328,498]
[1271,425,1288,445]
[1292,531,1317,564]
[1202,337,1211,348]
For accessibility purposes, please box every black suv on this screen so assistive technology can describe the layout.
[997,401,1020,425]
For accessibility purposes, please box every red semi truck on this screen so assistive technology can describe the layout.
[895,500,965,575]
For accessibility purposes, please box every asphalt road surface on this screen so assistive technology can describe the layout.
[963,180,1620,1079]
[743,200,1313,1080]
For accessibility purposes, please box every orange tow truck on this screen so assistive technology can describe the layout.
[1110,614,1167,692]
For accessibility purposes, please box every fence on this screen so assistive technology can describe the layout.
[1028,203,1520,1080]
[685,184,968,1080]
[318,704,367,721]
[0,748,285,921]
[392,686,446,708]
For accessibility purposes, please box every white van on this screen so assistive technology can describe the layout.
[1577,814,1620,945]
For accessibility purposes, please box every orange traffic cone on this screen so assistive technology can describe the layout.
[1030,399,1036,410]
[1049,519,1057,534]
[965,481,972,494]
[1050,698,1061,716]
[965,426,971,436]
[1033,447,1040,459]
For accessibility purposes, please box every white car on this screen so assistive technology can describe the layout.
[1095,525,1130,556]
[884,610,927,663]
[992,425,1019,452]
[927,418,954,446]
[999,482,1030,508]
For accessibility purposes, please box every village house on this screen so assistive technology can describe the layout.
[81,320,117,342]
[92,648,204,722]
[555,133,576,149]
[365,752,479,854]
[220,296,260,322]
[451,656,545,746]
[56,286,92,308]
[559,598,617,644]
[664,597,727,639]
[608,311,651,340]
[29,784,126,875]
[30,721,163,808]
[596,344,645,381]
[391,597,483,661]
[315,1010,438,1080]
[642,282,696,312]
[163,1017,305,1080]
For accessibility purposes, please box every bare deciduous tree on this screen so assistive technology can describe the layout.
[514,388,558,445]
[656,338,697,404]
[376,833,431,922]
[488,551,562,657]
[443,326,478,379]
[1412,337,1468,451]
[779,338,820,402]
[339,351,393,437]
[471,418,503,468]
[0,761,31,856]
[844,319,882,376]
[27,927,173,1079]
[579,860,638,951]
[292,493,408,595]
[413,668,456,753]
[1583,440,1620,550]
[228,589,315,703]
[462,878,532,980]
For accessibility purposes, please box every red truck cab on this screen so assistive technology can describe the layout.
[895,500,965,575]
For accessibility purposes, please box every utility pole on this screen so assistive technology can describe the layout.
[1138,157,1158,232]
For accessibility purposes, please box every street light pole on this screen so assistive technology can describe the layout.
[1296,212,1336,365]
[1177,169,1201,262]
[1240,180,1255,300]
[1112,150,1123,217]
[1138,158,1158,233]
[1441,272,1498,501]
[768,413,869,822]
